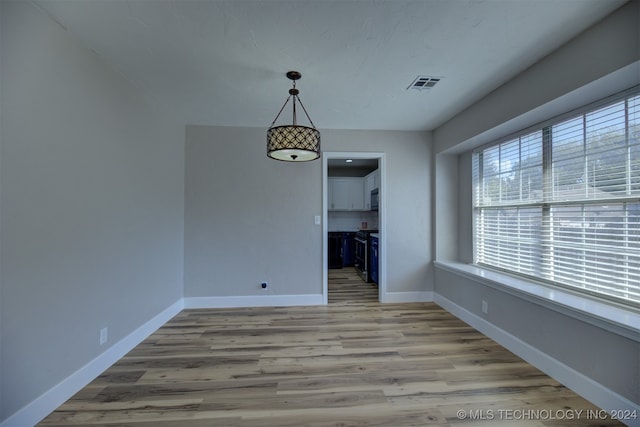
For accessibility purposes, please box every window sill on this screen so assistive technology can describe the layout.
[434,260,640,342]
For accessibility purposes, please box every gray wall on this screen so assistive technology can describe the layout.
[435,1,640,155]
[324,129,433,294]
[432,0,639,407]
[184,126,432,299]
[456,152,474,264]
[0,1,185,422]
[184,126,322,298]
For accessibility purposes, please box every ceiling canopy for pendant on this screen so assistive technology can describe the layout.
[267,71,320,162]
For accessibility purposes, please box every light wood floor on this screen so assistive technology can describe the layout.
[39,267,622,426]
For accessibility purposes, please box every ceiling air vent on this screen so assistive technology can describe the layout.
[407,75,442,91]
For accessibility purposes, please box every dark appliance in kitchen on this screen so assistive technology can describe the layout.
[328,232,356,269]
[342,232,355,266]
[354,229,378,282]
[370,234,379,284]
[370,188,379,211]
[328,232,343,269]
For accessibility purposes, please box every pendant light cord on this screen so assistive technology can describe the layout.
[269,95,291,127]
[296,95,316,129]
[268,77,316,129]
[292,80,297,126]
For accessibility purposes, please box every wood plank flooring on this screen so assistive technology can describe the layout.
[328,267,378,303]
[39,267,623,426]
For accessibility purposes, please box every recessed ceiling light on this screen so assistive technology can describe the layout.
[345,159,353,163]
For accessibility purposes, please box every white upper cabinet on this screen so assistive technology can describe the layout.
[329,169,379,211]
[329,177,364,211]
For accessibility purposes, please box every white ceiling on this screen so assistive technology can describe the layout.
[35,0,627,131]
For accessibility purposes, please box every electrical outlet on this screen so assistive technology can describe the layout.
[482,300,489,314]
[99,327,108,345]
[261,282,268,291]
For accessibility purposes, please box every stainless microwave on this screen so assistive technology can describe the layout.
[370,188,379,211]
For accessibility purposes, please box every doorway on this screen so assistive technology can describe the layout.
[322,152,386,304]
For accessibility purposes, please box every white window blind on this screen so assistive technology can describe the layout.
[473,90,640,307]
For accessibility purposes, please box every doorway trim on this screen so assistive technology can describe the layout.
[322,151,386,304]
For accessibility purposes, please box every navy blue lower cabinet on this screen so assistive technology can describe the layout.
[370,235,379,284]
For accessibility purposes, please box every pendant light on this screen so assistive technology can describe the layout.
[267,71,321,162]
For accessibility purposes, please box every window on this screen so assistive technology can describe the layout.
[473,89,640,307]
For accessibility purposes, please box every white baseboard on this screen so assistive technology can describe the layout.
[1,299,184,427]
[382,291,433,303]
[184,293,324,309]
[433,293,640,427]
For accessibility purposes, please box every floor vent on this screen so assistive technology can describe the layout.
[407,75,442,91]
